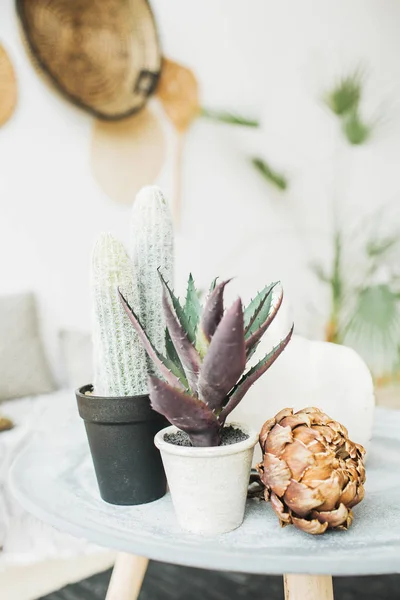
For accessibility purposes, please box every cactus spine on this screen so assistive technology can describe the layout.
[92,233,148,396]
[130,186,174,373]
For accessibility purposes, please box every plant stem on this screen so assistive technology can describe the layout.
[252,157,288,191]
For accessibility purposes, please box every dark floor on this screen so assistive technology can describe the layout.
[40,562,400,600]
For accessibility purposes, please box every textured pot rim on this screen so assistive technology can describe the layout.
[76,384,150,403]
[75,384,164,424]
[154,423,259,457]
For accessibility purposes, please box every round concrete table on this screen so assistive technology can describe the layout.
[9,407,400,600]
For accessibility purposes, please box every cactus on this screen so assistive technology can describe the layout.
[130,186,174,374]
[92,233,148,397]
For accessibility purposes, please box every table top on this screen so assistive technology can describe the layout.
[9,407,400,576]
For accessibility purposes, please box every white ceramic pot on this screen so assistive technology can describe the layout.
[154,423,259,535]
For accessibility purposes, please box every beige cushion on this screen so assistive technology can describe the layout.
[0,293,55,401]
[59,330,92,389]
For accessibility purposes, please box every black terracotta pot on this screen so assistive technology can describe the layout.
[76,384,167,506]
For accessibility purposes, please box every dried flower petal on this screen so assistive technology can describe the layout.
[281,440,314,480]
[279,413,311,429]
[284,480,324,517]
[314,472,342,511]
[275,408,294,423]
[259,417,277,451]
[339,480,357,506]
[348,484,365,508]
[291,515,328,535]
[261,453,291,496]
[270,492,291,524]
[265,424,293,456]
[313,503,349,528]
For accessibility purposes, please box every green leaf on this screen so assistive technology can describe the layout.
[366,235,399,258]
[342,109,372,145]
[184,273,202,335]
[325,69,363,116]
[200,108,260,128]
[209,277,218,294]
[165,327,185,375]
[251,158,288,191]
[195,327,210,360]
[118,289,188,389]
[310,262,331,284]
[343,284,400,376]
[158,270,196,344]
[219,325,294,423]
[244,283,277,335]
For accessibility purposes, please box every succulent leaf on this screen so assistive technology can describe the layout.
[148,376,221,446]
[165,327,184,370]
[184,273,202,335]
[219,324,294,423]
[194,327,210,360]
[118,289,188,389]
[209,277,218,293]
[245,286,284,358]
[244,283,278,337]
[198,298,246,411]
[161,283,201,393]
[196,279,230,357]
[158,270,196,344]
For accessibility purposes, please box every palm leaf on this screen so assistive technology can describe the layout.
[343,284,400,376]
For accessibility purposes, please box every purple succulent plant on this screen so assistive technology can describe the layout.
[119,274,293,446]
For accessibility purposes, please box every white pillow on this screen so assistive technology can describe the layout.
[0,293,55,401]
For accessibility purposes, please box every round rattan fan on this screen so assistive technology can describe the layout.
[16,0,161,120]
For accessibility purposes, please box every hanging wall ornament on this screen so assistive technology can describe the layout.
[16,0,161,120]
[0,43,17,127]
[91,106,165,205]
[156,58,200,227]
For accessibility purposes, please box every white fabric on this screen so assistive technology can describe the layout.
[0,390,104,571]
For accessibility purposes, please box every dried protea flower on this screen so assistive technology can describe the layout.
[0,415,14,432]
[257,407,366,535]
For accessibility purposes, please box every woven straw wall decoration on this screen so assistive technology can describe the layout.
[0,44,17,127]
[16,0,161,120]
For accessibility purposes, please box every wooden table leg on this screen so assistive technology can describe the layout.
[284,574,334,600]
[105,552,149,600]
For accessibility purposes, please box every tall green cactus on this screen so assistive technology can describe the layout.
[92,233,148,396]
[130,186,174,373]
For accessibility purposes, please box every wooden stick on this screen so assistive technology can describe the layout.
[284,574,334,600]
[105,553,149,600]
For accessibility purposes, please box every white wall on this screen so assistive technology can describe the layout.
[1,0,400,378]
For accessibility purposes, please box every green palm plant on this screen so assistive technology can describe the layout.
[325,70,363,116]
[313,216,400,380]
[119,275,293,446]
